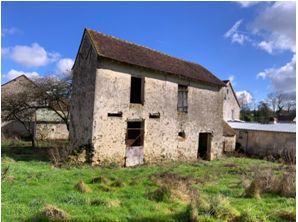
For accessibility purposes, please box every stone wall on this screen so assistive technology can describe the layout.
[90,58,223,165]
[223,135,236,152]
[36,123,68,140]
[235,129,295,158]
[69,32,97,151]
[222,84,240,121]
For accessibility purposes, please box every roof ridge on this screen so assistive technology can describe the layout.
[86,28,208,70]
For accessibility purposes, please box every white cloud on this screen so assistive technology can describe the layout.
[224,20,250,45]
[257,54,296,93]
[226,2,295,54]
[236,90,253,106]
[1,27,20,37]
[56,58,74,77]
[4,69,40,81]
[237,1,260,8]
[2,43,60,67]
[253,1,295,54]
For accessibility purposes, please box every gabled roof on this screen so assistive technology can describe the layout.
[222,80,240,108]
[85,28,225,87]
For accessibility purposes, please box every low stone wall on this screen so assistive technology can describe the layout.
[36,123,69,140]
[235,129,296,160]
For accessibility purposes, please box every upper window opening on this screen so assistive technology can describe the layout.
[177,85,188,113]
[130,76,144,104]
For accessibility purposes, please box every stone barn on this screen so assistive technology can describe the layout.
[221,80,240,152]
[70,28,226,166]
[1,75,69,141]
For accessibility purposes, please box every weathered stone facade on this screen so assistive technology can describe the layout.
[70,30,224,166]
[222,81,240,121]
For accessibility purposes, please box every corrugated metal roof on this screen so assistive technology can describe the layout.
[228,122,296,133]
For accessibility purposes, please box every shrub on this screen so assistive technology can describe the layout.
[41,204,70,221]
[75,180,92,193]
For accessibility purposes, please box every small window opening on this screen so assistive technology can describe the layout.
[108,111,123,117]
[149,112,160,119]
[178,130,186,138]
[227,89,229,94]
[130,77,144,104]
[177,85,188,112]
[126,121,144,147]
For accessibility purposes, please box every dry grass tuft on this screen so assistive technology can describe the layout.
[278,172,295,198]
[41,204,70,221]
[75,180,92,193]
[245,180,261,199]
[107,199,121,208]
[233,209,257,222]
[147,185,171,202]
[91,176,109,184]
[208,195,239,221]
[110,179,125,187]
[242,166,295,198]
[275,209,296,221]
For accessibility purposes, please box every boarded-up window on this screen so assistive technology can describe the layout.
[177,85,188,112]
[126,121,144,146]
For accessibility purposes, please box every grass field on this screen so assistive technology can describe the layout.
[1,142,296,222]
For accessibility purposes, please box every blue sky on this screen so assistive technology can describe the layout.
[2,1,296,104]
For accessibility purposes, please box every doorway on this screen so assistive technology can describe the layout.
[125,120,144,167]
[198,133,211,160]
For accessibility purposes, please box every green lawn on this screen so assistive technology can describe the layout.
[1,144,296,222]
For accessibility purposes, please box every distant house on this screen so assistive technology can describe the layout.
[229,121,296,160]
[70,28,226,166]
[1,75,69,140]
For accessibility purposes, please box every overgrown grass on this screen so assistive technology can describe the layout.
[1,143,295,222]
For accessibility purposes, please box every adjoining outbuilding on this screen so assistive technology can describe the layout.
[70,28,226,166]
[229,121,296,160]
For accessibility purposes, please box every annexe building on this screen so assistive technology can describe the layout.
[70,28,226,166]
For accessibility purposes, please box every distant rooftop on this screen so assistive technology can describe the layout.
[228,122,296,133]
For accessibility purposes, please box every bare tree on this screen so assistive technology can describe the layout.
[33,76,71,131]
[267,91,296,115]
[2,81,39,147]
